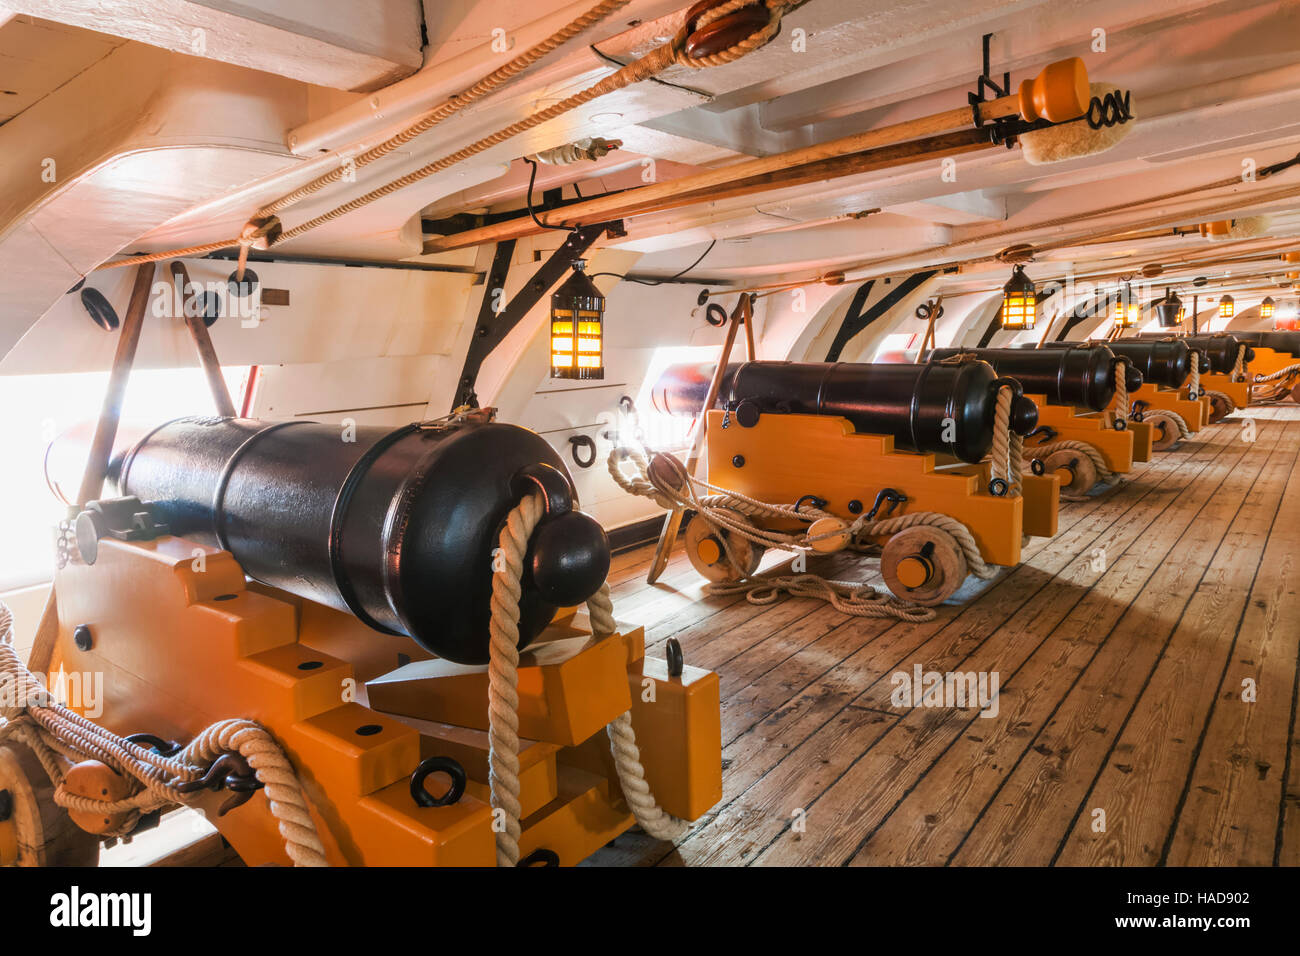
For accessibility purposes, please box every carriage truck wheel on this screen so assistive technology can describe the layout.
[880,526,968,606]
[0,743,100,867]
[684,509,765,583]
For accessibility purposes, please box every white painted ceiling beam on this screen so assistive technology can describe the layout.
[0,0,425,91]
[756,0,1274,133]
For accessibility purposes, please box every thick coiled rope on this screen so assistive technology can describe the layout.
[1188,359,1200,399]
[97,0,797,271]
[487,493,688,864]
[0,602,327,865]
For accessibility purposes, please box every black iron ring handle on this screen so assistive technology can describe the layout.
[511,462,575,516]
[989,376,1025,400]
[793,494,828,514]
[704,303,728,327]
[666,638,684,678]
[519,848,560,867]
[1030,458,1046,476]
[410,756,467,808]
[124,733,183,757]
[988,477,1009,497]
[568,434,597,468]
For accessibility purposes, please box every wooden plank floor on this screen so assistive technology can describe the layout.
[584,405,1300,867]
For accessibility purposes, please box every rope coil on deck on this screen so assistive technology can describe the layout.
[0,602,327,865]
[94,0,797,273]
[487,492,688,865]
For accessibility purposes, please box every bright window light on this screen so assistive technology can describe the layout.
[634,345,722,452]
[872,333,918,361]
[0,366,249,591]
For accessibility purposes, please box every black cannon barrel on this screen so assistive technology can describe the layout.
[1098,340,1193,388]
[927,345,1134,410]
[1230,330,1300,356]
[651,360,1038,463]
[1135,333,1243,373]
[53,416,609,665]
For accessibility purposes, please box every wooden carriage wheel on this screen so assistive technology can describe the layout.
[880,525,968,606]
[0,743,100,867]
[684,509,765,583]
[1206,392,1233,423]
[1146,411,1181,451]
[1042,449,1098,496]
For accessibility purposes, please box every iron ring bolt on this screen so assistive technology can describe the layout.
[568,434,597,468]
[409,756,467,808]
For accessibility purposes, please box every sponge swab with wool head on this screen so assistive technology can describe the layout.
[1020,83,1135,166]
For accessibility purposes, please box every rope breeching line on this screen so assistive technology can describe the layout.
[987,384,1024,497]
[1188,358,1200,399]
[94,0,797,272]
[1249,363,1300,404]
[1253,362,1300,384]
[1113,362,1131,421]
[1230,347,1247,382]
[487,493,687,866]
[0,601,328,865]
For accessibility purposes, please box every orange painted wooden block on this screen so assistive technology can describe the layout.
[366,627,637,747]
[1026,396,1136,472]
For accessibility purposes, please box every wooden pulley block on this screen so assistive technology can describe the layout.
[1146,412,1181,451]
[0,744,100,866]
[685,510,764,583]
[807,516,851,553]
[647,452,689,493]
[63,759,132,835]
[1042,449,1097,496]
[880,526,967,606]
[683,0,770,60]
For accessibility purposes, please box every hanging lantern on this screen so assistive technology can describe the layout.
[1154,288,1183,328]
[1260,296,1275,321]
[1218,294,1235,320]
[550,259,605,380]
[1000,264,1036,330]
[1113,284,1139,328]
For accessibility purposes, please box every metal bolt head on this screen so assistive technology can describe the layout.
[73,625,93,651]
[731,455,745,468]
